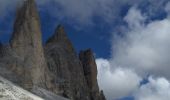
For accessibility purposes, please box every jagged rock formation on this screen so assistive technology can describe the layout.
[10,0,47,89]
[0,0,106,100]
[79,49,106,100]
[45,25,90,100]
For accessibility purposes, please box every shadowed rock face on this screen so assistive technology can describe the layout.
[79,49,106,100]
[9,0,47,90]
[45,25,90,100]
[100,91,106,100]
[79,49,98,90]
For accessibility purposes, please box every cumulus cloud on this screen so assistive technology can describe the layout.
[134,77,170,100]
[123,7,146,29]
[111,6,170,79]
[1,0,170,100]
[96,4,170,100]
[96,58,141,100]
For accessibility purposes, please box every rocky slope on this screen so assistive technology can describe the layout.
[0,0,106,100]
[0,76,43,100]
[0,76,69,100]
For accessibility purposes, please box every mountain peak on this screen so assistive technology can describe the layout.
[9,0,47,90]
[46,25,69,44]
[0,0,107,99]
[15,0,39,20]
[46,25,76,53]
[55,25,68,40]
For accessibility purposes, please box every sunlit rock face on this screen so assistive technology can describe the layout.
[9,0,48,89]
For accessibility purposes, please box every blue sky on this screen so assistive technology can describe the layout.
[1,0,170,100]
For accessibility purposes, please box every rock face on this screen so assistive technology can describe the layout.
[45,25,90,100]
[9,0,47,89]
[79,49,106,100]
[0,76,69,100]
[0,0,107,100]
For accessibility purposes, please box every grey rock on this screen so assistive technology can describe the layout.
[45,25,90,100]
[0,0,107,100]
[79,49,106,100]
[9,0,47,90]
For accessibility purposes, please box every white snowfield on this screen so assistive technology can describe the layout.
[0,76,69,100]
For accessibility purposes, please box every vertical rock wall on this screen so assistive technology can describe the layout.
[10,0,47,90]
[0,0,107,100]
[79,49,106,100]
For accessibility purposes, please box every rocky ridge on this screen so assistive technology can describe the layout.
[0,0,106,100]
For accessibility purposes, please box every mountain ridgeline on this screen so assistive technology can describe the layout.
[0,0,106,100]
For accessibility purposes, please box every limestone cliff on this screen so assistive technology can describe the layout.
[10,0,47,89]
[45,25,90,100]
[79,49,106,100]
[0,0,106,100]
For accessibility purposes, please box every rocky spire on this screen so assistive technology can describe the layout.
[47,25,69,43]
[79,49,106,100]
[79,49,98,89]
[10,0,47,90]
[46,25,75,53]
[45,25,91,100]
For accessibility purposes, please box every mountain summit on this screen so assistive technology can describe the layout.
[0,0,106,100]
[10,0,47,90]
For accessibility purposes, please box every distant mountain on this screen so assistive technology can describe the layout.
[0,0,106,100]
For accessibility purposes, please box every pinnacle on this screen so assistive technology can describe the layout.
[55,25,68,39]
[46,25,70,44]
[79,49,94,57]
[15,0,39,20]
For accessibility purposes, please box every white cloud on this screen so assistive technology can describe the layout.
[124,7,146,29]
[0,0,169,26]
[134,77,170,100]
[96,58,141,100]
[1,0,170,100]
[111,7,170,79]
[37,0,117,26]
[35,0,169,26]
[97,5,170,100]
